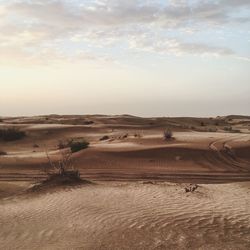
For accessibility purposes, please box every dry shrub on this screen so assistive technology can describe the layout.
[0,128,26,141]
[32,149,90,190]
[57,139,89,153]
[100,135,109,141]
[0,150,7,156]
[163,129,173,140]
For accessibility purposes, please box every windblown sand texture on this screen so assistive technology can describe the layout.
[0,115,250,249]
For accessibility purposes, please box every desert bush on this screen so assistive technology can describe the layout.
[57,139,89,152]
[163,129,173,140]
[46,150,74,175]
[100,135,109,141]
[0,128,26,141]
[0,118,3,122]
[84,120,94,125]
[122,133,128,139]
[33,149,85,190]
[0,150,7,156]
[200,122,205,127]
[69,140,89,153]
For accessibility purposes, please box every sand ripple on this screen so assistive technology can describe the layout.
[0,182,250,249]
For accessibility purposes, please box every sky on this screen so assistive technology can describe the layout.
[0,0,250,117]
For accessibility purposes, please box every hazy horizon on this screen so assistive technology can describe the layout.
[0,0,250,117]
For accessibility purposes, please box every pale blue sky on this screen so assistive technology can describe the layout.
[0,0,249,116]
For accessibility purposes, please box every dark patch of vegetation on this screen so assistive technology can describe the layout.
[0,118,3,122]
[31,171,91,192]
[134,133,142,138]
[57,139,89,153]
[100,135,109,141]
[84,120,94,125]
[69,140,89,153]
[122,133,128,139]
[163,129,173,140]
[33,144,39,148]
[0,128,26,141]
[0,150,7,156]
[200,122,205,127]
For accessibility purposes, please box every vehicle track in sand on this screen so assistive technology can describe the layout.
[208,134,250,172]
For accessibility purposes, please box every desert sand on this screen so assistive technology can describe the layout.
[0,115,250,249]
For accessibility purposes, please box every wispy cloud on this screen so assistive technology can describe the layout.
[0,0,249,65]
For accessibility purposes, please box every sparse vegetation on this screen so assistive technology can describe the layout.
[0,128,26,141]
[31,149,90,191]
[122,134,128,139]
[69,140,89,153]
[57,139,89,152]
[134,133,142,138]
[0,150,7,156]
[200,122,205,127]
[45,150,75,175]
[163,129,173,140]
[84,120,94,125]
[100,135,109,141]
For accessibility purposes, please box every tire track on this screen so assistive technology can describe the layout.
[208,134,250,172]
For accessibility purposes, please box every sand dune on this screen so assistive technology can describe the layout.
[0,115,250,249]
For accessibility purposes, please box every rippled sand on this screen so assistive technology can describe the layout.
[1,181,250,250]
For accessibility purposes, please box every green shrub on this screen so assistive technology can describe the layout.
[69,140,89,153]
[0,128,26,141]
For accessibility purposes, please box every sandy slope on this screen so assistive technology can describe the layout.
[1,130,250,183]
[0,115,250,249]
[0,181,250,250]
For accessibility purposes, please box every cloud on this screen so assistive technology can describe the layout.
[128,35,234,57]
[0,0,249,65]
